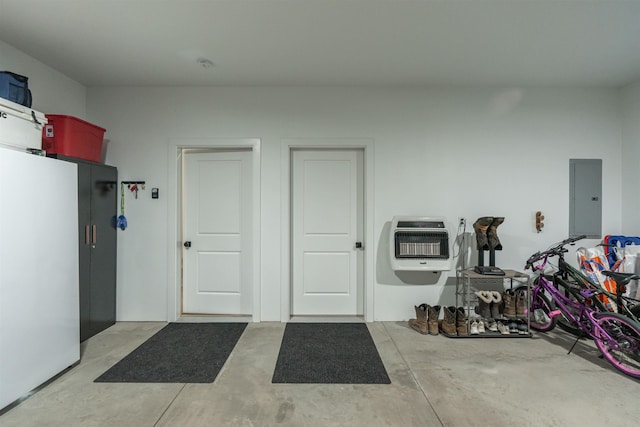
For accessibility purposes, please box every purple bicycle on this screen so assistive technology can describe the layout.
[522,244,640,378]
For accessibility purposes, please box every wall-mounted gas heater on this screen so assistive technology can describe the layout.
[390,216,451,271]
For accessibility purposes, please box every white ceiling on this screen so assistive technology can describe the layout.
[1,0,639,88]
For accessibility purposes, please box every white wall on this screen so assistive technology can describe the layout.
[0,40,86,117]
[87,86,623,322]
[621,81,640,233]
[1,40,630,322]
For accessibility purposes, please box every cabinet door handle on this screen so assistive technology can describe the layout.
[92,225,97,244]
[85,225,91,245]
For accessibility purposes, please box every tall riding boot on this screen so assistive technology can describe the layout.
[487,217,505,251]
[440,306,457,335]
[473,217,494,251]
[456,307,468,336]
[408,304,428,334]
[427,305,441,335]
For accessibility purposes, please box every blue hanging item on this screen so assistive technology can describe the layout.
[117,182,127,230]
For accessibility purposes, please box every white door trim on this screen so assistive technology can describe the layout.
[280,138,375,322]
[167,138,261,322]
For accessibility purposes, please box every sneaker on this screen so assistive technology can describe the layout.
[498,322,510,335]
[477,319,486,333]
[508,322,519,333]
[517,324,529,335]
[470,320,479,335]
[486,319,498,332]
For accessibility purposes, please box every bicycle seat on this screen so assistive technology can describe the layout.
[601,271,640,286]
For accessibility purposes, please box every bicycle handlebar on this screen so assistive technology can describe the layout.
[548,235,586,252]
[525,235,587,270]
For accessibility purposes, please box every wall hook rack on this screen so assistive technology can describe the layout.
[121,181,146,198]
[122,180,146,189]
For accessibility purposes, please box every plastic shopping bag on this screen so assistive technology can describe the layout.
[577,246,618,311]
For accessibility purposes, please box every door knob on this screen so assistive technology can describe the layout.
[355,241,363,249]
[184,241,192,249]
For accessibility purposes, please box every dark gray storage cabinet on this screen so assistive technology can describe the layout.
[51,155,117,342]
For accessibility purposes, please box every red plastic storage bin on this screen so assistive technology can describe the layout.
[42,115,106,163]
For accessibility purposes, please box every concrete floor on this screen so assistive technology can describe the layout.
[1,321,640,427]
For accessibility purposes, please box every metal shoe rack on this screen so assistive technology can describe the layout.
[452,268,531,338]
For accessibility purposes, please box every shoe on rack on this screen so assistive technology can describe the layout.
[516,289,527,316]
[490,291,502,319]
[477,318,486,333]
[517,323,529,335]
[470,320,479,335]
[440,306,458,336]
[474,291,492,318]
[508,322,519,333]
[498,322,510,335]
[486,319,498,332]
[502,289,516,317]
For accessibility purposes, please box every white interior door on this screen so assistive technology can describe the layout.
[182,149,252,315]
[292,149,364,315]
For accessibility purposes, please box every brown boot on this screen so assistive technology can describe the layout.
[456,307,468,336]
[516,289,527,316]
[427,305,441,335]
[487,217,505,251]
[440,306,457,335]
[473,217,494,250]
[408,304,428,334]
[503,289,516,317]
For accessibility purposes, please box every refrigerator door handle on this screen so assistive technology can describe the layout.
[92,225,97,245]
[85,225,91,245]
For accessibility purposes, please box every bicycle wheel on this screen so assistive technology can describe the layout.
[515,285,557,332]
[593,312,640,379]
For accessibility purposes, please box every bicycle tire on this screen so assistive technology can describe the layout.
[593,312,640,379]
[515,285,557,332]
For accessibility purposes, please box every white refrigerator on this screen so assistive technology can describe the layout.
[0,147,80,410]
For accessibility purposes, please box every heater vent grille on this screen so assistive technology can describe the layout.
[394,231,449,259]
[389,216,451,271]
